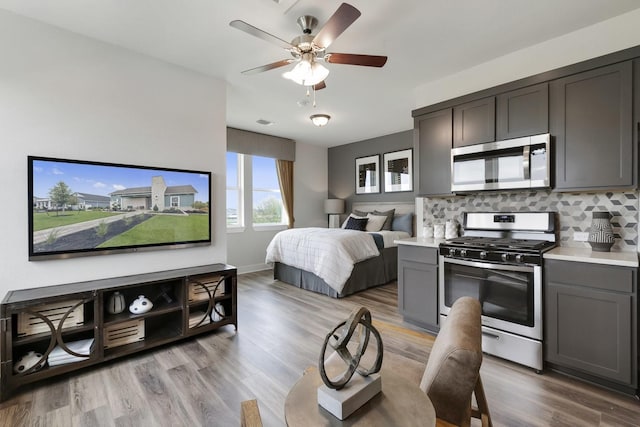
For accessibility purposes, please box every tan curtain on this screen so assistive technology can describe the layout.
[276,159,295,228]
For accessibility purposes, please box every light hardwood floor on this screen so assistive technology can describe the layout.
[1,270,639,426]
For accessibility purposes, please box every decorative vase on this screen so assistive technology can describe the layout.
[129,295,153,314]
[107,291,126,314]
[588,211,615,252]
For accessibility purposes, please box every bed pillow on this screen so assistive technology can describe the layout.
[344,216,368,231]
[373,209,396,230]
[365,214,387,232]
[352,209,370,217]
[392,213,414,236]
[341,213,367,228]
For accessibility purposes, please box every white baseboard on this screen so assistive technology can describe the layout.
[237,263,271,274]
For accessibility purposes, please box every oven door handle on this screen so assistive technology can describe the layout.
[441,256,535,273]
[482,331,501,340]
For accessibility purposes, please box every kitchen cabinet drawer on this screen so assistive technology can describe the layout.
[398,245,438,265]
[545,259,633,293]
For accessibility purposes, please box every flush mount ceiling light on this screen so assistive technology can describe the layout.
[310,114,330,127]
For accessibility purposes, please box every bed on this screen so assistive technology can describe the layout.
[266,202,415,298]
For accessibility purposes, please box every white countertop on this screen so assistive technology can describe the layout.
[395,237,446,248]
[544,246,638,268]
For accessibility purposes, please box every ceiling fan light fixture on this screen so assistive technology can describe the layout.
[283,57,329,86]
[310,113,331,127]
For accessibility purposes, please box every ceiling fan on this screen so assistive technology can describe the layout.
[229,2,387,89]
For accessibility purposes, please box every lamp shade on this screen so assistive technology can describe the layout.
[324,199,345,214]
[283,57,329,86]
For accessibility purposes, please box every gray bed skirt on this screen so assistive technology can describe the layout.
[273,247,398,298]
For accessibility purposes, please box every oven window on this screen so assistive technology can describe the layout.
[442,262,534,327]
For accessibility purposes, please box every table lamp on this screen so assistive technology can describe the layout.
[324,199,345,228]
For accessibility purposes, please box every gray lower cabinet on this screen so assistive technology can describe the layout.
[544,259,638,393]
[550,61,634,191]
[398,245,439,333]
[414,108,453,196]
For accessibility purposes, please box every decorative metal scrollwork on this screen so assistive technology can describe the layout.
[318,306,383,390]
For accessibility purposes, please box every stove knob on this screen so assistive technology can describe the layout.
[449,248,457,257]
[479,251,487,260]
[501,253,510,262]
[460,249,467,257]
[515,254,524,263]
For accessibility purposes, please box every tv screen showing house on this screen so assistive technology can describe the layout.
[28,156,211,260]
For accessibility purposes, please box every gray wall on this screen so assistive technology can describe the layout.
[328,130,414,214]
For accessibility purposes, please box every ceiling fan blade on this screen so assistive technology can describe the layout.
[324,53,387,67]
[229,20,294,50]
[241,59,295,75]
[313,80,327,90]
[312,3,361,49]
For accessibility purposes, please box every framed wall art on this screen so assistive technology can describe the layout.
[355,155,380,194]
[383,149,413,192]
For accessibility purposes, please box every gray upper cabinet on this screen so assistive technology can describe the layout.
[415,108,453,196]
[550,61,634,191]
[496,83,549,140]
[453,96,495,147]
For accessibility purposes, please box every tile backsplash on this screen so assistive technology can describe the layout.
[422,190,639,251]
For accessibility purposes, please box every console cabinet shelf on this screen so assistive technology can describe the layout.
[0,263,237,401]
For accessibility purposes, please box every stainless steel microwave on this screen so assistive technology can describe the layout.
[451,133,551,192]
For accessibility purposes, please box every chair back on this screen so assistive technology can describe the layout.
[420,296,488,427]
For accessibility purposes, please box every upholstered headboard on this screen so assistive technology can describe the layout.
[350,201,416,236]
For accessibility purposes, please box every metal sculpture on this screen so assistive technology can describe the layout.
[318,306,383,390]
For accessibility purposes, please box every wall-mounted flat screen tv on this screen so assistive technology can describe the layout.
[28,156,211,260]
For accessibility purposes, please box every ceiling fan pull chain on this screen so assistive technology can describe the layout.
[313,85,317,108]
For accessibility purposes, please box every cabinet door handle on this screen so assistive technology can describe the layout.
[482,331,501,340]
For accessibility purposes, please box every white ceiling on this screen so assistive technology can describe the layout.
[2,0,640,147]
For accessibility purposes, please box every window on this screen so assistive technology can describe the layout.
[226,153,287,230]
[226,152,243,227]
[252,156,286,226]
[170,196,179,207]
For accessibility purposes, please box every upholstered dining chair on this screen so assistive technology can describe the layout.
[419,296,492,427]
[240,399,263,427]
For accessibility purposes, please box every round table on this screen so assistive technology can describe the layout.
[284,367,436,426]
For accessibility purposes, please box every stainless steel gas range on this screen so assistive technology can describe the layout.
[438,211,557,372]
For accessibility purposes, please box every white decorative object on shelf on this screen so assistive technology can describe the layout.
[13,351,46,374]
[212,303,225,322]
[48,338,94,366]
[129,295,153,314]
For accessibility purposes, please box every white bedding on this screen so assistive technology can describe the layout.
[266,227,405,294]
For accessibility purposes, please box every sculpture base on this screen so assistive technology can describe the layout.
[317,373,381,420]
